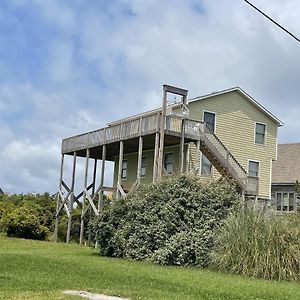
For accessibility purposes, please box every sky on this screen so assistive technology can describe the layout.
[0,0,300,194]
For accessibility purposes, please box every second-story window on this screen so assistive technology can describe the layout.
[141,156,147,177]
[204,111,215,132]
[255,123,266,145]
[248,160,259,177]
[121,160,127,179]
[164,153,173,174]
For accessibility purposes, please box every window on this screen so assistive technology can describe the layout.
[121,160,127,179]
[255,123,266,145]
[141,156,147,177]
[164,153,173,174]
[201,155,212,176]
[204,111,215,132]
[202,111,215,176]
[248,161,259,177]
[277,192,295,212]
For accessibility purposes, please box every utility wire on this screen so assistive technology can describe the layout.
[243,0,300,44]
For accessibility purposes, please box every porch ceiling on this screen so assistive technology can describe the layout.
[64,133,187,161]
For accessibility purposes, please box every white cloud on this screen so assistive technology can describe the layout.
[1,0,300,193]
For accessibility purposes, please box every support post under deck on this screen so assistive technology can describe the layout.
[54,154,64,242]
[196,139,201,176]
[80,148,89,245]
[66,151,76,244]
[117,141,124,200]
[137,136,143,185]
[179,94,188,174]
[99,145,106,212]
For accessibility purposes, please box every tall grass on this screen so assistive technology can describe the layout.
[211,207,300,281]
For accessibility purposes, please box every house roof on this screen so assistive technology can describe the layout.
[107,86,283,126]
[272,143,300,184]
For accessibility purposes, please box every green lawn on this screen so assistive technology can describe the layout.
[1,237,300,299]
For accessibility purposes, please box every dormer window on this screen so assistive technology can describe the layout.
[255,123,266,145]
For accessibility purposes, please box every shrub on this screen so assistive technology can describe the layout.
[93,176,240,267]
[0,193,56,240]
[211,207,300,281]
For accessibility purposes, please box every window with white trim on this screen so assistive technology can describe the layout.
[164,153,173,174]
[141,156,147,177]
[276,192,295,212]
[201,111,215,176]
[121,160,127,179]
[204,111,215,132]
[248,161,259,177]
[255,123,266,145]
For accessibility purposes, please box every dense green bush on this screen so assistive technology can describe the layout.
[93,176,240,267]
[0,193,56,240]
[211,207,300,281]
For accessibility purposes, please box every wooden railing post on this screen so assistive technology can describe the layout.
[157,88,167,181]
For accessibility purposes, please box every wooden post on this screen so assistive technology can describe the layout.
[185,143,190,173]
[179,94,188,174]
[117,140,124,200]
[196,140,201,176]
[80,149,89,245]
[92,159,97,195]
[99,145,106,212]
[87,158,97,246]
[66,151,76,244]
[153,131,159,183]
[137,136,143,185]
[54,154,64,242]
[157,88,167,181]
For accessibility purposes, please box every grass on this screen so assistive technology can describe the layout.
[1,237,300,299]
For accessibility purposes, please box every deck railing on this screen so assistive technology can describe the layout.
[62,114,256,194]
[62,113,159,153]
[165,116,248,189]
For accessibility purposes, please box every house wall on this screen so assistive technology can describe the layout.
[113,145,180,191]
[175,91,278,199]
[113,90,278,199]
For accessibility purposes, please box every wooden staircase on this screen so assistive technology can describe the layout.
[182,118,258,195]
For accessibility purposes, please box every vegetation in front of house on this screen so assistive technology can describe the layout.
[0,193,56,240]
[0,193,85,242]
[93,176,240,267]
[211,207,300,281]
[2,236,300,300]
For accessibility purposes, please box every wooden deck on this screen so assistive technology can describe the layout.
[61,113,258,195]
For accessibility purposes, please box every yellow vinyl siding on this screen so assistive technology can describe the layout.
[186,91,277,198]
[113,145,180,191]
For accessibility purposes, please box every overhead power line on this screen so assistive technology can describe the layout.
[243,0,300,44]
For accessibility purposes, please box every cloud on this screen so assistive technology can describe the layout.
[0,0,300,193]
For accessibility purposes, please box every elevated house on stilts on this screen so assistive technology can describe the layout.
[55,85,283,243]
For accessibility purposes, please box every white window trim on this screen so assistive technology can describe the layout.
[202,110,217,134]
[247,159,260,178]
[254,122,267,146]
[201,110,216,177]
